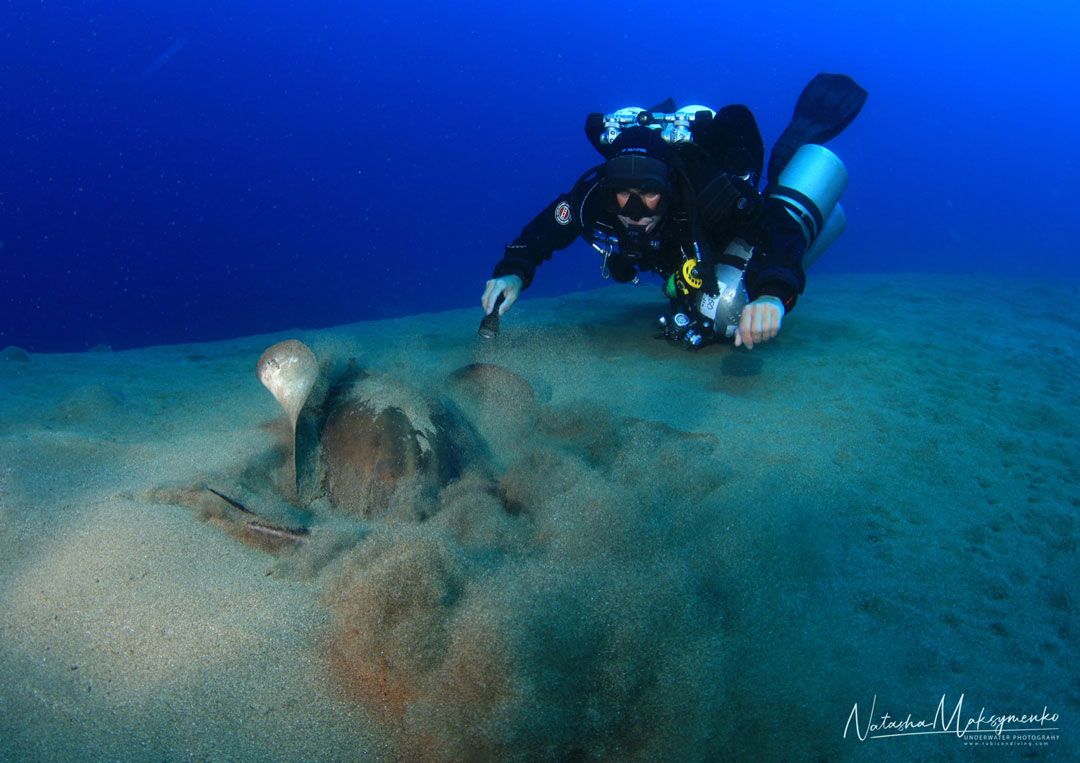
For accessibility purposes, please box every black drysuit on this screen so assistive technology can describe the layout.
[491,115,809,312]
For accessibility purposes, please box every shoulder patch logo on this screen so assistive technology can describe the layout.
[554,201,572,226]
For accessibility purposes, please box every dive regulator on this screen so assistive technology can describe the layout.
[598,105,716,147]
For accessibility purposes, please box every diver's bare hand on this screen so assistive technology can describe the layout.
[482,275,523,316]
[734,296,785,349]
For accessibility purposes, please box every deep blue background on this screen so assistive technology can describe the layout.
[2,2,1078,351]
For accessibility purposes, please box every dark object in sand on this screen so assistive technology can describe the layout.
[1,345,30,362]
[448,363,534,409]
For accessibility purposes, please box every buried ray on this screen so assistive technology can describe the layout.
[319,373,486,520]
[146,344,738,759]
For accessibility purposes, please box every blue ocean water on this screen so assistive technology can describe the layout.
[2,1,1077,352]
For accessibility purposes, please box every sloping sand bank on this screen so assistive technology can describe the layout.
[1,274,1076,761]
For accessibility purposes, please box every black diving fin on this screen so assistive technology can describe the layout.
[646,97,677,113]
[766,73,868,186]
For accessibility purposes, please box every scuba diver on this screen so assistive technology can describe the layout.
[480,73,867,349]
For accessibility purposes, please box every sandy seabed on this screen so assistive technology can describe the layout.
[0,273,1076,761]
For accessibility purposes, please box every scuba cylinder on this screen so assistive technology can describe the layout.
[658,239,752,347]
[679,144,850,347]
[804,203,845,270]
[693,239,753,342]
[767,143,848,264]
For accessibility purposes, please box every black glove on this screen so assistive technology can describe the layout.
[606,254,638,283]
[696,172,763,236]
